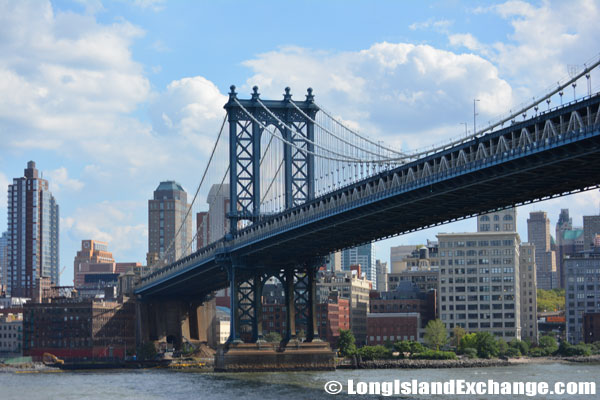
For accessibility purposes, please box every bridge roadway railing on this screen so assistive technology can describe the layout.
[138,94,600,290]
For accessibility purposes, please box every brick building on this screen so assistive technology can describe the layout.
[23,298,135,361]
[369,281,436,327]
[367,313,420,345]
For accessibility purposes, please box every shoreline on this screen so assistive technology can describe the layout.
[2,355,600,373]
[346,354,600,370]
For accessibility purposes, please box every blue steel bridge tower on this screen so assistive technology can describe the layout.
[221,86,325,345]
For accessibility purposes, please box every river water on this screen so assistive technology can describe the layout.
[1,362,598,399]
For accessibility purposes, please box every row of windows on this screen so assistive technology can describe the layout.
[442,303,514,311]
[441,267,515,275]
[440,240,514,248]
[442,313,515,320]
[480,214,514,221]
[441,295,515,302]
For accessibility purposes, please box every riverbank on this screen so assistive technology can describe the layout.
[341,354,600,369]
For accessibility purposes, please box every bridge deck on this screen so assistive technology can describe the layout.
[137,94,600,298]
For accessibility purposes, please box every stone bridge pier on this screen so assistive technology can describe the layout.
[136,297,216,353]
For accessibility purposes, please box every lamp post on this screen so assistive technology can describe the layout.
[460,122,468,137]
[473,99,480,135]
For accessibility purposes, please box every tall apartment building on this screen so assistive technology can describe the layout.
[326,251,342,272]
[528,211,557,290]
[519,243,538,342]
[556,209,584,289]
[73,240,115,287]
[437,232,522,340]
[6,161,59,297]
[196,184,230,248]
[565,251,600,344]
[317,270,371,345]
[0,231,7,292]
[583,215,600,251]
[147,181,192,265]
[478,208,517,232]
[342,243,376,288]
[375,260,388,292]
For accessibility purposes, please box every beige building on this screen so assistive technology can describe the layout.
[387,269,438,292]
[0,313,22,355]
[437,232,522,340]
[73,240,115,287]
[147,181,192,265]
[317,270,371,345]
[528,211,557,289]
[478,208,517,233]
[519,243,538,342]
[196,184,230,249]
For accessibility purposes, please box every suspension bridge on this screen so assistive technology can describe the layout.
[135,56,600,371]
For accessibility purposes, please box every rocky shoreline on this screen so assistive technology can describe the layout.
[352,358,510,369]
[341,354,600,369]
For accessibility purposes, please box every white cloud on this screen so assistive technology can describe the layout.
[132,0,165,12]
[409,18,453,33]
[150,76,228,156]
[0,0,151,163]
[64,200,147,259]
[448,33,489,55]
[242,43,512,149]
[45,167,84,193]
[0,172,8,215]
[460,0,600,96]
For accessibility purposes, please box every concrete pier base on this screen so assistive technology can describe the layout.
[214,341,335,372]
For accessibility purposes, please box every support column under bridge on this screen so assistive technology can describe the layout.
[215,259,334,372]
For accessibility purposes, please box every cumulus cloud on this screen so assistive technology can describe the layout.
[242,43,512,149]
[45,167,84,193]
[0,0,151,162]
[150,76,228,156]
[459,0,600,97]
[64,200,147,258]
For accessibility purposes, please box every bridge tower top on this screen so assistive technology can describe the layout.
[224,86,319,234]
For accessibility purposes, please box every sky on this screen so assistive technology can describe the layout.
[1,0,600,285]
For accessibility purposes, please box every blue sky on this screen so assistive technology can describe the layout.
[1,0,600,285]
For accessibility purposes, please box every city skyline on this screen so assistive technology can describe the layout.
[1,1,600,285]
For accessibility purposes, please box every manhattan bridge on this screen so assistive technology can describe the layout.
[135,55,600,370]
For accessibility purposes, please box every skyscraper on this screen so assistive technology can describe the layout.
[555,209,584,289]
[6,161,59,297]
[0,231,7,293]
[196,184,230,248]
[147,181,192,266]
[341,243,376,287]
[527,211,557,290]
[583,215,600,251]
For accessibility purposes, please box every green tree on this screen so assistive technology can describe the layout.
[264,332,282,343]
[496,338,508,357]
[537,289,565,312]
[509,339,529,356]
[424,319,447,350]
[475,332,499,359]
[337,329,357,357]
[459,333,477,352]
[538,335,558,355]
[451,326,466,348]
